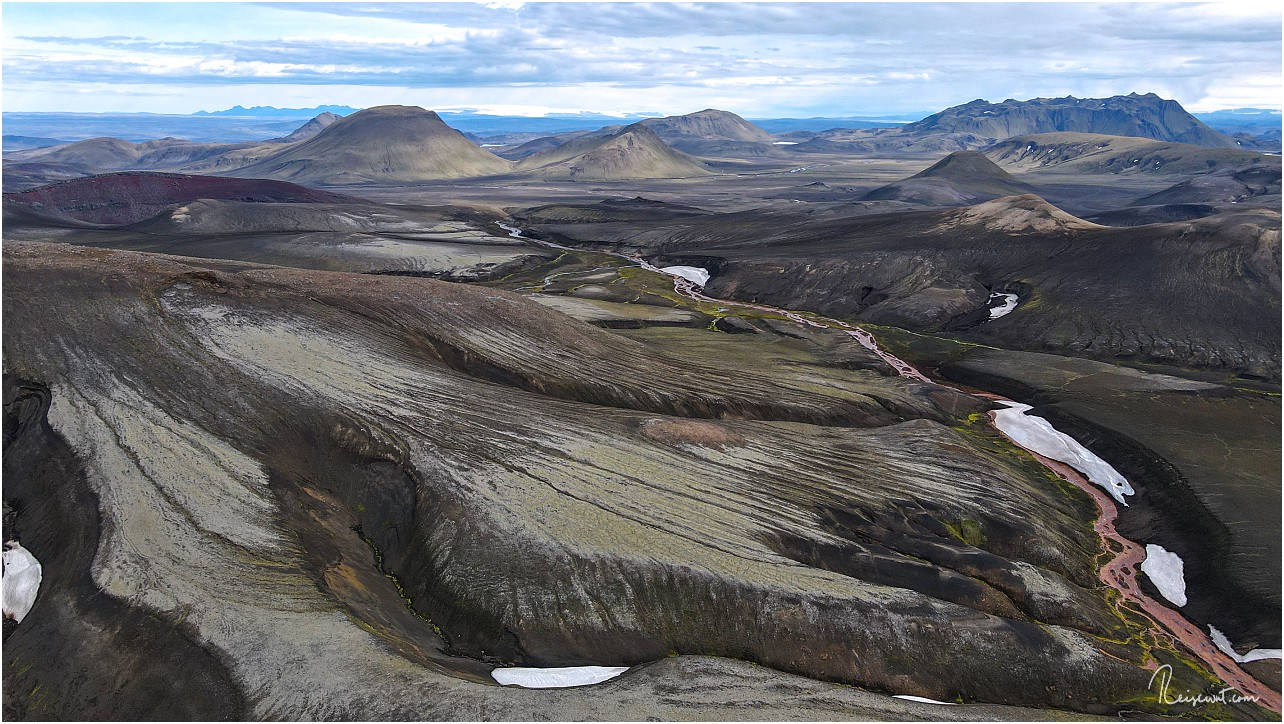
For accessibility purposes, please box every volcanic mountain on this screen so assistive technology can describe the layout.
[863,150,1038,206]
[3,172,358,225]
[520,124,711,180]
[901,93,1235,147]
[230,105,512,184]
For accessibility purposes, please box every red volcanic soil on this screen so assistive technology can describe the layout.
[3,171,361,226]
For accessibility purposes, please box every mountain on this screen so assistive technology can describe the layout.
[901,94,1236,147]
[3,171,358,225]
[862,150,1037,206]
[636,109,774,155]
[986,132,1269,174]
[273,112,343,143]
[521,124,711,180]
[195,104,362,117]
[229,105,512,184]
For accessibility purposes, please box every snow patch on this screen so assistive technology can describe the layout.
[660,265,710,287]
[991,401,1134,504]
[491,666,630,688]
[1140,544,1187,607]
[3,541,42,623]
[893,695,958,705]
[1210,626,1283,663]
[772,141,799,145]
[987,292,1018,319]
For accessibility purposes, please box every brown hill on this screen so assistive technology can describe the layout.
[230,105,512,184]
[944,193,1103,234]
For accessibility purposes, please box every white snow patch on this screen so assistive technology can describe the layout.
[893,695,957,705]
[3,541,42,623]
[491,666,630,688]
[987,292,1018,319]
[1140,544,1187,607]
[1210,626,1283,663]
[772,141,799,145]
[991,401,1134,504]
[660,265,710,287]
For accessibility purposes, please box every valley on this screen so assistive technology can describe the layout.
[2,93,1280,722]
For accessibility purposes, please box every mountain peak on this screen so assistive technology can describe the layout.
[863,150,1035,206]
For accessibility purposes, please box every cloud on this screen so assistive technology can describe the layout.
[3,2,1279,114]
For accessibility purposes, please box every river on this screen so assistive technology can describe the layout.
[495,220,1280,711]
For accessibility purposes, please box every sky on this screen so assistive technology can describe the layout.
[2,1,1280,117]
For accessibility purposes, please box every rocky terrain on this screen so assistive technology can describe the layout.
[524,194,1280,381]
[11,240,1248,719]
[3,90,1279,721]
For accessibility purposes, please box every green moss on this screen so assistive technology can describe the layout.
[941,518,986,547]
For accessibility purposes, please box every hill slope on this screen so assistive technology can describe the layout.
[231,105,512,184]
[863,151,1037,206]
[986,132,1270,174]
[521,124,712,180]
[637,109,775,155]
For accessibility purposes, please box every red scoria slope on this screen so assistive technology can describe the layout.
[3,171,361,225]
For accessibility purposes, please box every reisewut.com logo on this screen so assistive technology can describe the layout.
[1149,664,1262,706]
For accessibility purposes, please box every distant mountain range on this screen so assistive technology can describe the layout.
[8,97,1276,149]
[194,105,362,118]
[6,95,1278,190]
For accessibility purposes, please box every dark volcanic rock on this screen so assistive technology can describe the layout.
[3,241,1216,718]
[1136,161,1283,205]
[531,196,1281,380]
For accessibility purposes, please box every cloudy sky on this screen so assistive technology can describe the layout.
[3,2,1280,117]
